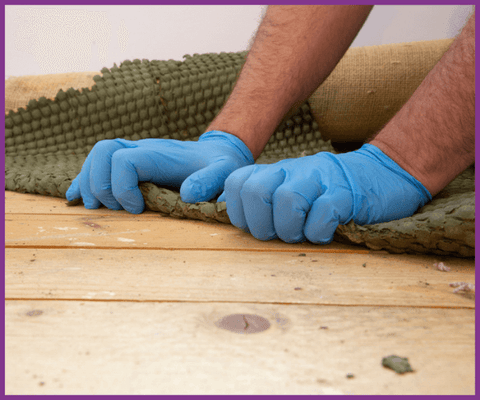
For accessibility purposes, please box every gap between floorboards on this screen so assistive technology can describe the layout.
[5,297,474,309]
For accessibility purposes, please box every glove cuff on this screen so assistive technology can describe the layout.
[199,130,255,165]
[360,144,433,206]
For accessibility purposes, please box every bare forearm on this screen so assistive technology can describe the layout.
[371,12,475,196]
[207,5,373,159]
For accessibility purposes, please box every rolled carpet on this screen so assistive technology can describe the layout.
[5,40,474,257]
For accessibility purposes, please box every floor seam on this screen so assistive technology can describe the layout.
[5,297,475,309]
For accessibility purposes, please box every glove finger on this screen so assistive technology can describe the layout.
[304,188,354,244]
[217,191,226,203]
[272,182,322,243]
[239,166,286,241]
[180,161,236,203]
[110,147,166,214]
[78,149,101,209]
[66,175,81,201]
[89,140,129,210]
[224,166,257,233]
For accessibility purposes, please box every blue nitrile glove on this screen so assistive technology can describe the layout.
[223,143,432,244]
[66,130,254,213]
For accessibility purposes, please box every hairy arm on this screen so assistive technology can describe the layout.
[206,5,373,159]
[370,12,475,196]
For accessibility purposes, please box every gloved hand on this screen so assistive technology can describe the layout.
[223,143,432,244]
[66,130,254,213]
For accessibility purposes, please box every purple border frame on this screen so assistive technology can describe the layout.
[1,2,4,398]
[2,1,477,398]
[1,0,477,4]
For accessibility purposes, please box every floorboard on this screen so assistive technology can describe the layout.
[6,213,368,252]
[5,300,475,395]
[6,248,475,308]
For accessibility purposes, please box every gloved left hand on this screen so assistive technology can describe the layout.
[222,143,432,244]
[66,130,254,213]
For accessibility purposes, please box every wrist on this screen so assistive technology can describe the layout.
[370,136,432,192]
[358,143,432,205]
[370,129,473,197]
[206,120,277,161]
[199,130,255,165]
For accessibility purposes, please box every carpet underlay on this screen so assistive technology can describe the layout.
[5,52,475,257]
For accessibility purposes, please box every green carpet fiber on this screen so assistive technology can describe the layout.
[5,52,475,257]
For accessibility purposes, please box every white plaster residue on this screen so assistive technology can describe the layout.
[210,233,218,236]
[38,226,46,233]
[118,237,135,242]
[6,229,151,243]
[54,227,79,231]
[82,291,115,299]
[73,242,96,246]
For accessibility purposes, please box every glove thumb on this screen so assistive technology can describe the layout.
[180,161,234,203]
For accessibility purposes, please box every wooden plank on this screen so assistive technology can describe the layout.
[5,191,158,216]
[5,248,475,308]
[5,300,475,395]
[5,213,368,252]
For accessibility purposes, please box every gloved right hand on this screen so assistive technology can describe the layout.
[223,143,432,244]
[66,130,254,214]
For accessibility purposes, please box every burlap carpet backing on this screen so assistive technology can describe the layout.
[5,39,474,257]
[5,72,99,115]
[310,38,455,142]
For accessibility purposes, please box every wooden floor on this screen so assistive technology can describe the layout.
[5,190,475,395]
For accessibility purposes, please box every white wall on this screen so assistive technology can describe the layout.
[351,5,474,47]
[5,4,474,78]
